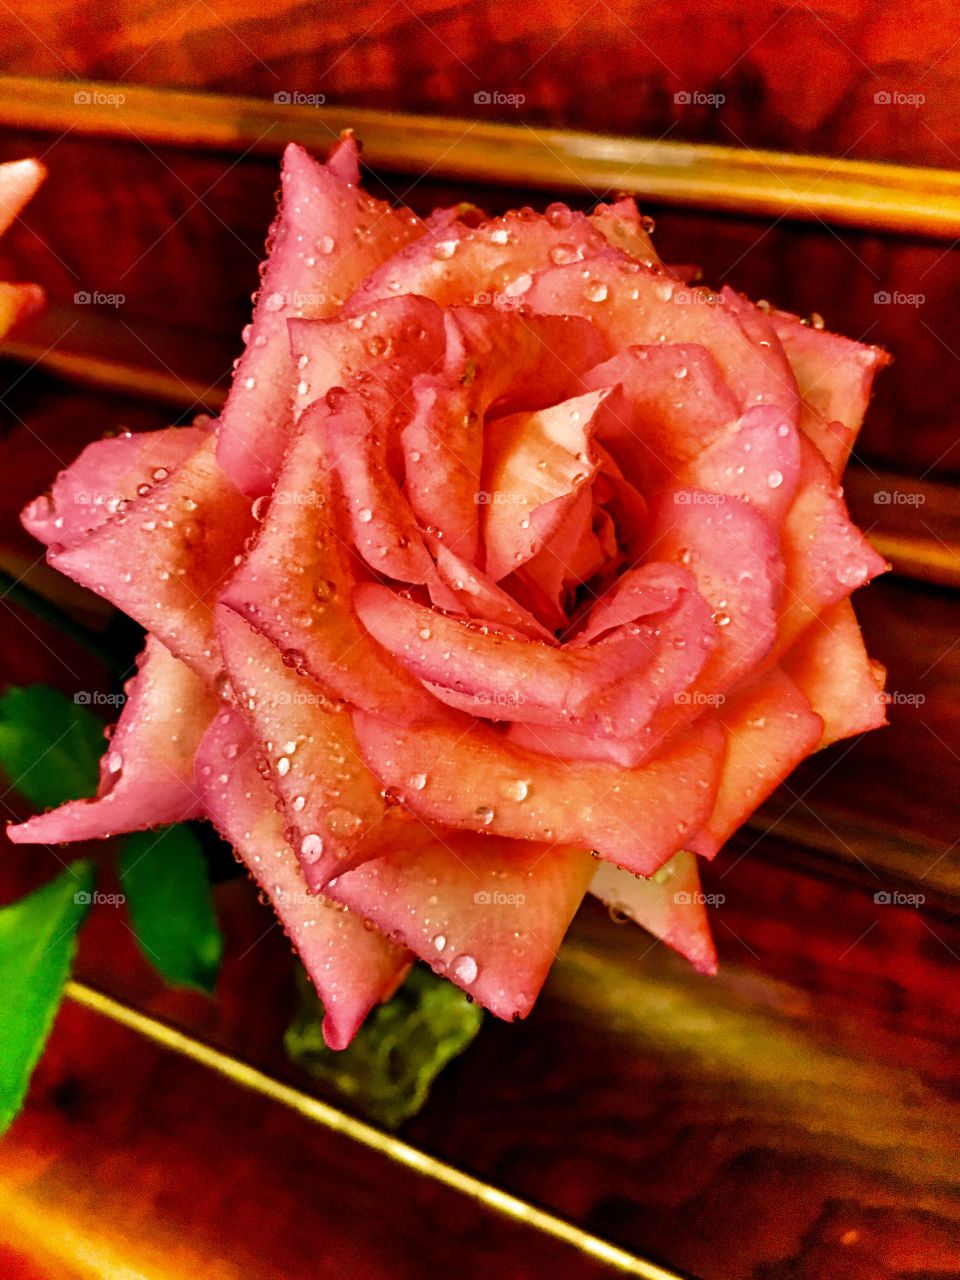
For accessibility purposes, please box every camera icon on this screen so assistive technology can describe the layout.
[673,891,692,904]
[673,491,692,504]
[674,91,692,105]
[874,490,892,504]
[274,91,291,105]
[73,691,91,704]
[874,290,891,305]
[473,890,492,904]
[474,91,492,105]
[73,91,91,105]
[874,90,892,105]
[73,890,92,904]
[873,890,892,904]
[474,490,492,505]
[674,691,691,704]
[73,290,91,305]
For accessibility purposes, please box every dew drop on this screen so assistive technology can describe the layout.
[585,281,609,302]
[276,756,291,776]
[475,805,495,826]
[767,470,784,489]
[410,772,428,791]
[357,507,373,524]
[263,291,285,312]
[453,954,478,984]
[300,833,324,862]
[292,794,306,812]
[432,933,447,953]
[251,495,270,521]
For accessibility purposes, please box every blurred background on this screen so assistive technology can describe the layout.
[0,4,958,1279]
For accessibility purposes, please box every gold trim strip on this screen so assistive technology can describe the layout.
[2,75,960,236]
[64,980,687,1280]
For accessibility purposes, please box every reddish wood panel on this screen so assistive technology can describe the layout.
[0,1,957,168]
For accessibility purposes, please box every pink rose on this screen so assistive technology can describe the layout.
[11,136,889,1049]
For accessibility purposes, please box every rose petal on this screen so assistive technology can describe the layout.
[216,605,431,891]
[7,637,216,844]
[327,831,594,1020]
[195,705,410,1051]
[771,310,890,476]
[216,139,424,497]
[350,710,725,874]
[22,424,209,551]
[782,599,887,748]
[685,667,822,858]
[220,403,438,720]
[677,404,801,524]
[589,852,717,974]
[775,438,889,654]
[0,158,45,235]
[428,538,555,641]
[49,437,255,681]
[0,281,44,342]
[589,197,661,266]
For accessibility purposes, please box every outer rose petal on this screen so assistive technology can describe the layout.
[220,402,438,720]
[350,710,725,875]
[327,832,595,1019]
[589,852,717,974]
[677,404,801,524]
[589,197,661,266]
[0,158,45,235]
[782,599,887,748]
[216,606,430,891]
[0,281,44,343]
[525,252,796,424]
[7,637,216,844]
[195,707,410,1051]
[217,138,423,497]
[22,424,209,551]
[775,438,888,654]
[771,310,890,476]
[49,437,255,682]
[345,208,610,311]
[685,668,823,858]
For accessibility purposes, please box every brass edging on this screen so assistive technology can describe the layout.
[1,75,960,235]
[64,981,690,1280]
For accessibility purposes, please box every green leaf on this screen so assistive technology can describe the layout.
[0,860,93,1133]
[118,826,223,994]
[0,685,103,809]
[285,964,484,1129]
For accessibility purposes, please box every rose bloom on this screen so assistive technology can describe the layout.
[11,136,889,1048]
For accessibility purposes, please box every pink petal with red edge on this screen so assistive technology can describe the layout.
[771,309,890,476]
[346,208,610,311]
[22,424,209,551]
[7,637,216,845]
[288,294,446,424]
[782,599,887,748]
[216,605,432,891]
[216,139,423,497]
[775,438,889,655]
[327,830,594,1020]
[649,488,783,693]
[428,538,555,641]
[580,344,739,488]
[195,706,410,1051]
[351,710,725,875]
[481,389,608,582]
[220,403,438,720]
[589,852,717,974]
[0,158,45,235]
[49,437,255,682]
[677,404,801,524]
[685,667,823,858]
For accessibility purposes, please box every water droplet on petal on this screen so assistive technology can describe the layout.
[357,507,373,524]
[263,291,285,312]
[300,833,324,862]
[767,470,784,489]
[432,933,447,953]
[453,954,478,984]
